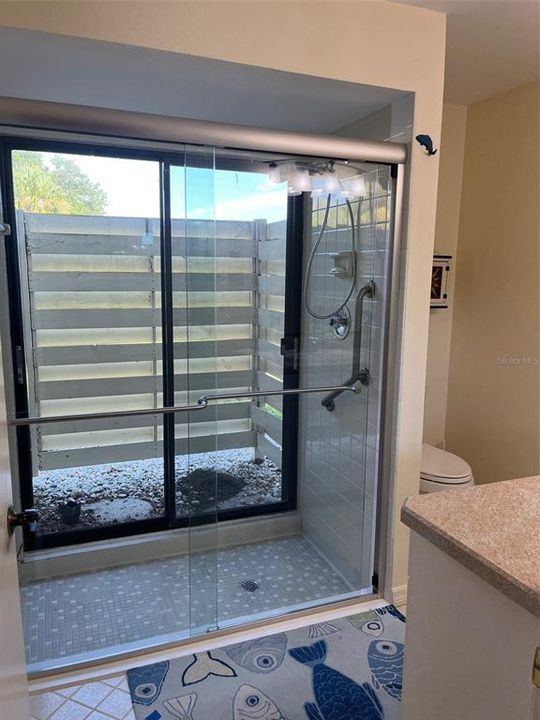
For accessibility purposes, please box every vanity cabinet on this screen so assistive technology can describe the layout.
[400,477,539,720]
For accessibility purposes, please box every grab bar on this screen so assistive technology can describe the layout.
[8,383,362,426]
[321,280,375,412]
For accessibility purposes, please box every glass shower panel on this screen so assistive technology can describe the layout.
[174,150,392,634]
[212,154,289,626]
[171,149,219,634]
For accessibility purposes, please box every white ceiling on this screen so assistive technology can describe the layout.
[391,0,540,103]
[0,26,406,134]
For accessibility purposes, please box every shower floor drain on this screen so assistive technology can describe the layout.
[240,579,260,593]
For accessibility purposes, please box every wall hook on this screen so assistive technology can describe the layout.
[415,134,438,156]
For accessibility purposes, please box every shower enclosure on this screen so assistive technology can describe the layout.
[0,105,404,671]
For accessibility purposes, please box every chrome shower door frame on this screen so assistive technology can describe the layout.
[372,163,406,598]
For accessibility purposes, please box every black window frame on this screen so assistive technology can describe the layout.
[0,136,302,550]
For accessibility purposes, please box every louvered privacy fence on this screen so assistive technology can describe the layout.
[17,211,284,472]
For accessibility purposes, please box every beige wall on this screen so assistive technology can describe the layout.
[423,103,467,447]
[446,82,540,485]
[0,0,447,598]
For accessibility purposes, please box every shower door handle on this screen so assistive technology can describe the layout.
[197,383,362,407]
[9,383,362,426]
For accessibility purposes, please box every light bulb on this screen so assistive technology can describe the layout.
[350,175,367,198]
[289,167,311,193]
[268,164,281,184]
[322,171,339,194]
[311,175,326,197]
[336,165,367,198]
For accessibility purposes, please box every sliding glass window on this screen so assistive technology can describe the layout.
[4,141,298,550]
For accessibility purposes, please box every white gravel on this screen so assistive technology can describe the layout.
[33,449,282,533]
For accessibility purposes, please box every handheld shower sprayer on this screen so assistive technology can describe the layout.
[303,193,357,320]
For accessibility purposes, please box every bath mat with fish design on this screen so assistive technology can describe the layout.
[127,604,405,720]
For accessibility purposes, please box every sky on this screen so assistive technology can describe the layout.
[41,152,289,223]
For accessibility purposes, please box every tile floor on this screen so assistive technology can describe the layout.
[30,675,135,720]
[21,536,352,667]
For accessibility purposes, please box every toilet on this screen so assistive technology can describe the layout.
[420,443,474,493]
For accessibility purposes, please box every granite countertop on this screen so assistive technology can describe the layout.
[401,476,540,617]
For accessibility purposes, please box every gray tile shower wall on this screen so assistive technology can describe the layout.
[297,166,392,591]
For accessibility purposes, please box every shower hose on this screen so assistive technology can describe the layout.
[303,193,358,320]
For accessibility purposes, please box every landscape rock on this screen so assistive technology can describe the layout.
[33,449,281,534]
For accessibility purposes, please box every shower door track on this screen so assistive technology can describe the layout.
[0,97,407,166]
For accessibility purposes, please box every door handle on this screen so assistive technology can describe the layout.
[7,505,39,535]
[0,223,11,236]
[197,383,361,406]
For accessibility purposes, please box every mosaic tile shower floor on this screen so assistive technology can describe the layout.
[21,536,352,667]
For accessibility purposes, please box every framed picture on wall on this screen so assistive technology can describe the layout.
[431,254,452,308]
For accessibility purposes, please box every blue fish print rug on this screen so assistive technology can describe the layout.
[127,605,405,720]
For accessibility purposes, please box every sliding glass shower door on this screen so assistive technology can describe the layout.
[7,143,297,555]
[172,152,391,634]
[169,146,297,633]
[5,136,394,664]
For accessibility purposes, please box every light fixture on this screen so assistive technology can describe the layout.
[321,171,339,195]
[311,174,327,197]
[266,160,367,199]
[337,164,367,198]
[287,166,311,196]
[340,174,366,198]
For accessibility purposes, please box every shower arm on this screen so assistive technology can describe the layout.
[9,383,363,426]
[321,280,375,412]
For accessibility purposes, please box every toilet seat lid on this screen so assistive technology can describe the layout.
[421,444,472,482]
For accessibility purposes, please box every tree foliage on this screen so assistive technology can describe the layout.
[12,151,107,215]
